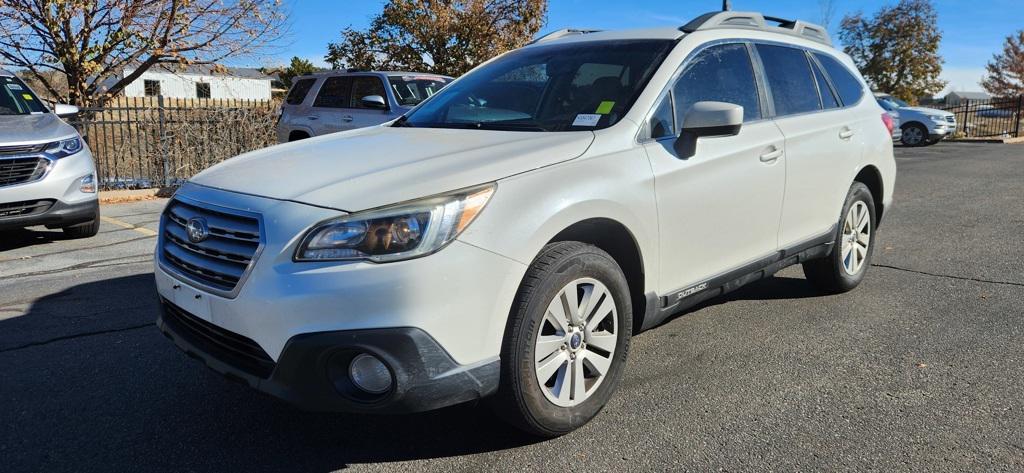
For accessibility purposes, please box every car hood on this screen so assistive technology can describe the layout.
[900,106,953,117]
[191,126,595,211]
[0,113,78,145]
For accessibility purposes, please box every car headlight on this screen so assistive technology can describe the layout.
[928,115,945,122]
[45,137,84,158]
[295,185,495,263]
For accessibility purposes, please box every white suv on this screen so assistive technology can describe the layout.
[155,11,896,437]
[0,70,99,238]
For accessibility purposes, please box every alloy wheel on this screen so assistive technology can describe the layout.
[534,278,618,407]
[841,201,871,275]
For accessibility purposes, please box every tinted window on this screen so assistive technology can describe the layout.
[810,58,840,109]
[0,77,46,115]
[673,43,761,124]
[757,44,820,116]
[313,77,352,108]
[349,76,388,109]
[402,40,675,131]
[649,93,675,139]
[196,82,211,99]
[388,75,450,106]
[144,80,161,97]
[286,78,316,105]
[813,53,865,106]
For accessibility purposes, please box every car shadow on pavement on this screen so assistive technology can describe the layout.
[0,228,70,252]
[0,274,540,472]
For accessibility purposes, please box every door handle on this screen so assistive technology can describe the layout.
[342,115,354,122]
[307,116,319,120]
[839,128,855,140]
[759,147,783,163]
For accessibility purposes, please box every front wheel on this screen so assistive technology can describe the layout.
[901,123,929,146]
[490,241,632,437]
[803,182,876,294]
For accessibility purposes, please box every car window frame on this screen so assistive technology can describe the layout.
[809,51,867,108]
[639,39,772,143]
[807,51,841,110]
[753,42,827,118]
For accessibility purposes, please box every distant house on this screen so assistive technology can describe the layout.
[114,65,273,101]
[944,91,991,106]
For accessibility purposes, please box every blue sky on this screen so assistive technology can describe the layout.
[270,0,1022,94]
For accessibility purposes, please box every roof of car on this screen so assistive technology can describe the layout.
[301,70,453,79]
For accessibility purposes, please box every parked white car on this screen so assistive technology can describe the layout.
[155,11,896,436]
[276,70,452,142]
[0,69,99,237]
[875,93,956,146]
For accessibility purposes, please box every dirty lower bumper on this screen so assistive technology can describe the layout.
[156,299,500,414]
[0,198,98,231]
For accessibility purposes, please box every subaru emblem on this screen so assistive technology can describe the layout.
[186,217,209,243]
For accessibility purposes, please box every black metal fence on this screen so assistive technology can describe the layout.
[69,96,279,190]
[939,95,1023,139]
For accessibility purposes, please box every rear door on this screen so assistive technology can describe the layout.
[755,44,858,247]
[642,42,787,295]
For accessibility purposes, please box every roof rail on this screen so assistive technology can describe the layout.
[529,28,603,45]
[680,11,832,46]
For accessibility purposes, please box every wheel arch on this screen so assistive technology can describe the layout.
[546,218,648,334]
[854,164,885,227]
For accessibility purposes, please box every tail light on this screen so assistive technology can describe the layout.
[881,113,894,136]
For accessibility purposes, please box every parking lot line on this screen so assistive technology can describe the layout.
[100,215,159,236]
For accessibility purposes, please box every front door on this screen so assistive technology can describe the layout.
[642,42,787,297]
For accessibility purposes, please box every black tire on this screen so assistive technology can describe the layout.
[803,182,876,294]
[289,131,310,142]
[900,123,929,147]
[490,241,632,437]
[62,212,100,239]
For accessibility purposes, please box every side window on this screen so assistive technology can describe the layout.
[813,53,865,106]
[313,77,352,108]
[810,57,840,109]
[286,78,316,105]
[349,76,388,109]
[673,43,762,126]
[649,93,675,139]
[756,44,820,116]
[195,82,211,99]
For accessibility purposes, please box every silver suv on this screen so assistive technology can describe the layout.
[276,71,452,142]
[0,70,99,238]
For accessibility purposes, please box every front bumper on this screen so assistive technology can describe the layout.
[157,299,500,413]
[153,183,526,413]
[929,120,956,140]
[0,198,98,230]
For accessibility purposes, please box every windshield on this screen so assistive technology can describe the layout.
[400,39,676,132]
[0,77,47,115]
[388,75,451,107]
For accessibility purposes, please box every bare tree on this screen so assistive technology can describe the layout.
[0,0,287,107]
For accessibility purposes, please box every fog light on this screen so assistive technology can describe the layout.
[80,174,96,193]
[348,353,392,394]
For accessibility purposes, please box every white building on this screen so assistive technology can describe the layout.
[117,65,273,100]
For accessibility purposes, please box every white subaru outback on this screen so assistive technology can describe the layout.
[155,11,896,437]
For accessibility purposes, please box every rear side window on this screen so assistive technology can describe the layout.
[757,44,821,116]
[813,53,865,106]
[349,77,388,109]
[672,43,762,124]
[286,78,316,105]
[810,58,840,109]
[313,77,352,108]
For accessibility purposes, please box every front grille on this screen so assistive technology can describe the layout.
[0,157,49,187]
[0,143,47,156]
[160,198,262,294]
[161,299,275,379]
[0,199,54,219]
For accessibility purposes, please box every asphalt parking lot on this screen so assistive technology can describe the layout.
[2,142,1023,472]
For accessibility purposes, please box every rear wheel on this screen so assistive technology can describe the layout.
[490,241,632,437]
[803,182,876,294]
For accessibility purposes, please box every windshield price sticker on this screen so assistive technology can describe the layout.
[572,114,602,127]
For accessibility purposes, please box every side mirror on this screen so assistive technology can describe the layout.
[52,104,80,117]
[674,101,743,158]
[360,95,387,110]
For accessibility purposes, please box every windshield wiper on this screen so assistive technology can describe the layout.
[471,121,549,132]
